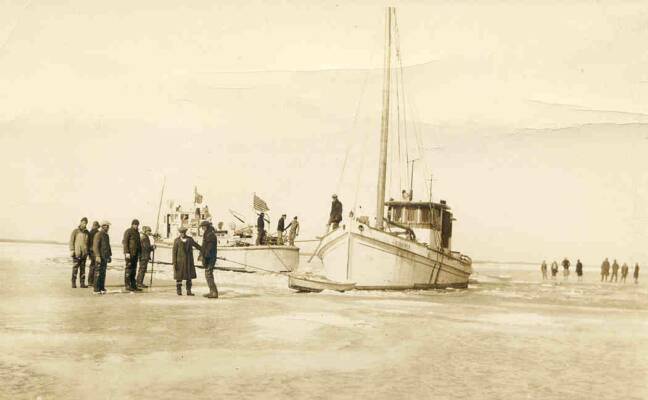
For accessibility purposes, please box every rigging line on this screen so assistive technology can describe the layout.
[393,16,410,191]
[394,40,402,193]
[335,37,378,197]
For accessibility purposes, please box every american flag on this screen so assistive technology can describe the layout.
[253,193,269,212]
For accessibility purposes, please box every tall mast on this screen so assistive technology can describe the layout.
[375,7,393,230]
[154,176,166,235]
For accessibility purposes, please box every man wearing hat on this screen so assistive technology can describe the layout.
[286,216,300,246]
[173,226,201,296]
[200,221,219,298]
[328,194,343,231]
[136,226,156,289]
[92,220,112,294]
[69,217,90,288]
[276,214,287,245]
[256,212,266,245]
[86,221,100,287]
[122,219,142,292]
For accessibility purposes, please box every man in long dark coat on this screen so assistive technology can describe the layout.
[172,226,201,296]
[69,217,89,288]
[200,221,219,298]
[137,226,155,289]
[122,219,142,292]
[92,221,112,294]
[86,221,100,287]
[256,212,265,245]
[328,194,343,231]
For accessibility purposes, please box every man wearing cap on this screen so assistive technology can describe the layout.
[256,212,266,245]
[69,217,90,288]
[86,221,100,287]
[328,194,343,231]
[277,214,287,245]
[285,216,300,246]
[173,226,201,296]
[92,221,112,294]
[122,219,142,292]
[200,221,219,298]
[136,226,156,289]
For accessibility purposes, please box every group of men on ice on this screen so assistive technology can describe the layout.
[540,257,640,284]
[68,217,220,298]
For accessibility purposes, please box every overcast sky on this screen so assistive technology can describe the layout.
[1,0,647,263]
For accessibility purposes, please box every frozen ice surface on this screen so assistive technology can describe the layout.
[1,243,647,399]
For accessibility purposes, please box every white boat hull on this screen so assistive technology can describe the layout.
[316,222,472,289]
[153,243,299,273]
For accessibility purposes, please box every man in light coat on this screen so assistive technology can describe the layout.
[69,217,90,288]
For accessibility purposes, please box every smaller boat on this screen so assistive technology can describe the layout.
[288,273,356,293]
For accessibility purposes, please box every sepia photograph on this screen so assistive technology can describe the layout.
[1,1,647,399]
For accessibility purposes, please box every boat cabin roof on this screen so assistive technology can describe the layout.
[385,200,450,211]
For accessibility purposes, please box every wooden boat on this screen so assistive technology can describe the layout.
[314,8,472,290]
[153,191,299,273]
[288,273,356,293]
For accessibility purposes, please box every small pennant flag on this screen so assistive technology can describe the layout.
[253,193,269,212]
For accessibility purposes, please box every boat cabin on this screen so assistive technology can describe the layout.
[385,199,454,250]
[164,204,212,239]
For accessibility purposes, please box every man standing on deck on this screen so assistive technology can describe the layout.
[92,221,112,294]
[575,259,583,282]
[277,214,287,245]
[86,221,100,287]
[633,263,640,284]
[122,219,142,292]
[286,216,300,246]
[256,212,265,245]
[200,221,219,298]
[540,260,548,280]
[136,226,155,289]
[69,217,90,288]
[611,259,620,282]
[328,194,343,231]
[561,257,570,281]
[601,258,610,281]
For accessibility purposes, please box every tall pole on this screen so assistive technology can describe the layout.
[376,7,393,230]
[155,176,166,236]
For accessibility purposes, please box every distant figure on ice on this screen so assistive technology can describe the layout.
[601,258,610,282]
[256,212,266,245]
[550,261,559,280]
[199,221,219,299]
[621,262,629,283]
[172,226,201,296]
[634,263,640,284]
[277,214,287,245]
[611,259,620,282]
[137,226,155,289]
[92,221,112,294]
[540,260,548,280]
[286,216,300,246]
[122,219,142,292]
[575,259,583,282]
[328,194,343,231]
[69,217,89,288]
[562,257,570,280]
[87,221,100,287]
